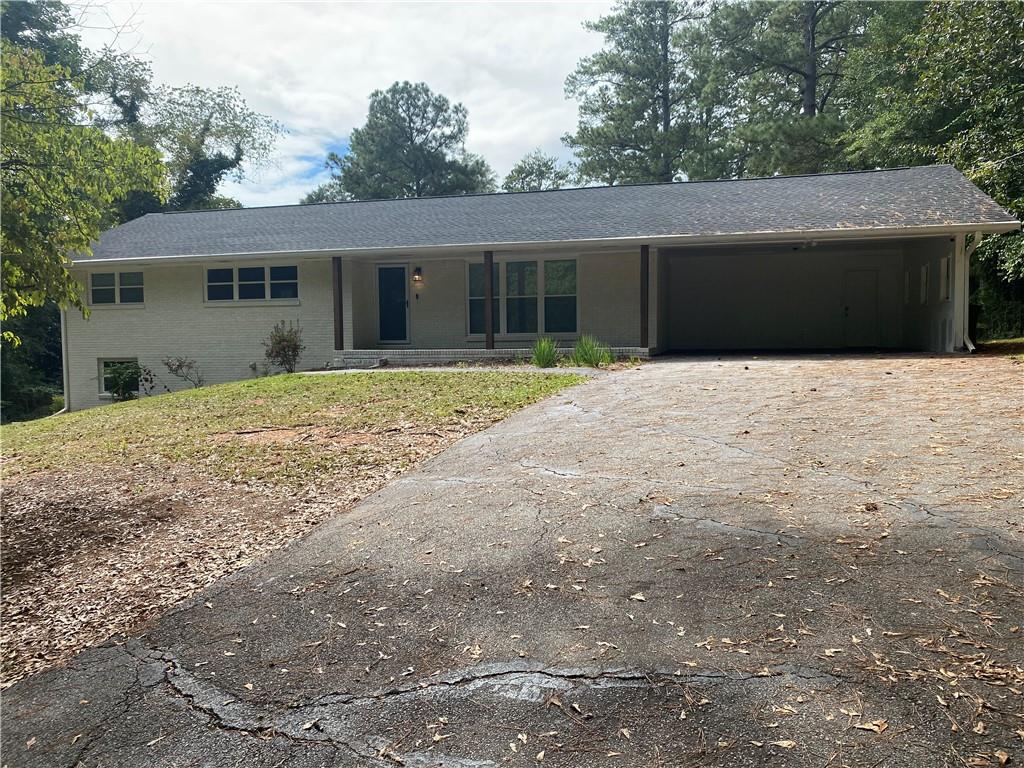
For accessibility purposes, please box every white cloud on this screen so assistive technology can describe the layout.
[79,1,610,206]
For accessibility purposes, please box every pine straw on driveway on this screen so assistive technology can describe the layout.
[0,371,583,688]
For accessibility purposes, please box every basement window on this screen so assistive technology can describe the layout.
[99,358,139,395]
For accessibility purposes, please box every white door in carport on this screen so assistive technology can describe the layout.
[842,269,879,347]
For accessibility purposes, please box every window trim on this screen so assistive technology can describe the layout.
[203,264,301,305]
[89,271,145,307]
[464,255,581,341]
[98,357,140,397]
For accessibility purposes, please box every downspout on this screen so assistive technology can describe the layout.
[58,307,71,414]
[962,232,983,353]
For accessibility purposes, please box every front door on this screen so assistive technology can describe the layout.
[843,269,879,348]
[378,265,408,343]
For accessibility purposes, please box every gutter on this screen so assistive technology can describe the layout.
[70,221,1022,268]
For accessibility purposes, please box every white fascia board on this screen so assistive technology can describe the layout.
[71,220,1022,267]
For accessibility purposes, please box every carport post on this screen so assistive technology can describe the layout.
[640,244,650,349]
[484,250,495,350]
[332,256,344,350]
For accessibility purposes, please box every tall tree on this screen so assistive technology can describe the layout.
[564,0,708,184]
[303,81,494,202]
[709,0,875,175]
[502,150,572,192]
[1,41,165,337]
[843,0,1024,337]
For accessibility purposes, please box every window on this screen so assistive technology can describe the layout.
[207,268,234,300]
[270,266,299,299]
[919,263,929,305]
[238,267,266,300]
[468,262,500,335]
[939,256,951,302]
[505,261,538,334]
[91,272,144,305]
[467,258,579,337]
[99,358,139,395]
[903,269,911,305]
[207,266,299,301]
[543,260,577,333]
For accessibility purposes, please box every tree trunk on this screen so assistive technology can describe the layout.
[658,0,674,182]
[802,1,818,117]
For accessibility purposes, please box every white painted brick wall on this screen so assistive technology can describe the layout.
[65,259,336,410]
[65,250,646,410]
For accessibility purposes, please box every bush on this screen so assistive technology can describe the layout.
[570,335,614,368]
[106,362,143,402]
[531,337,559,368]
[163,356,204,388]
[263,321,305,373]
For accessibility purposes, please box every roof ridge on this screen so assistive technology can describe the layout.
[159,164,952,215]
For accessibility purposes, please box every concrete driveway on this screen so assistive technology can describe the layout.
[4,355,1022,768]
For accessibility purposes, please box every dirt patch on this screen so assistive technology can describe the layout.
[1,419,501,688]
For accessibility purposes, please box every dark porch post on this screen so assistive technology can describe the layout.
[332,256,344,350]
[639,244,650,349]
[484,250,495,350]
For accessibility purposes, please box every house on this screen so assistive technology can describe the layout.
[62,165,1019,410]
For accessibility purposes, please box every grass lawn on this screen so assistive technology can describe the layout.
[976,336,1024,362]
[0,371,583,687]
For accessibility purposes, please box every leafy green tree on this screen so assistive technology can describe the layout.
[502,149,573,192]
[303,81,494,202]
[0,0,83,69]
[843,0,1023,335]
[1,41,165,338]
[564,1,709,184]
[709,0,875,175]
[147,85,282,210]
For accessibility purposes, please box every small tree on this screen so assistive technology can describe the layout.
[263,321,304,373]
[162,356,204,388]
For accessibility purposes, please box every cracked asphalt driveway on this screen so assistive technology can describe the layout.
[4,355,1023,768]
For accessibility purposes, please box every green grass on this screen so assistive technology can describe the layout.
[1,372,583,484]
[977,337,1024,362]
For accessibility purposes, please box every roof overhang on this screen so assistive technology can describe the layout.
[71,220,1021,267]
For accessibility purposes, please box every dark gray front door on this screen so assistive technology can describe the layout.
[378,265,408,342]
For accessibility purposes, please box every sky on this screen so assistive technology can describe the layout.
[79,1,612,207]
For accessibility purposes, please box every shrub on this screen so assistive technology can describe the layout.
[263,321,305,373]
[106,362,143,401]
[531,337,559,368]
[163,356,204,388]
[570,335,614,368]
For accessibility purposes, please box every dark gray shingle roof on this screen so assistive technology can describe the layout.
[79,165,1018,262]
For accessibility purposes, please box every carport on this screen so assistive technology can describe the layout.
[658,235,962,352]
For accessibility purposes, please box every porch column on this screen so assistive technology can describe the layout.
[639,244,650,349]
[332,256,344,350]
[484,250,495,350]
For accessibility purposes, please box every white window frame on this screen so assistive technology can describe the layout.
[464,255,581,341]
[203,264,300,305]
[98,357,139,397]
[89,271,145,307]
